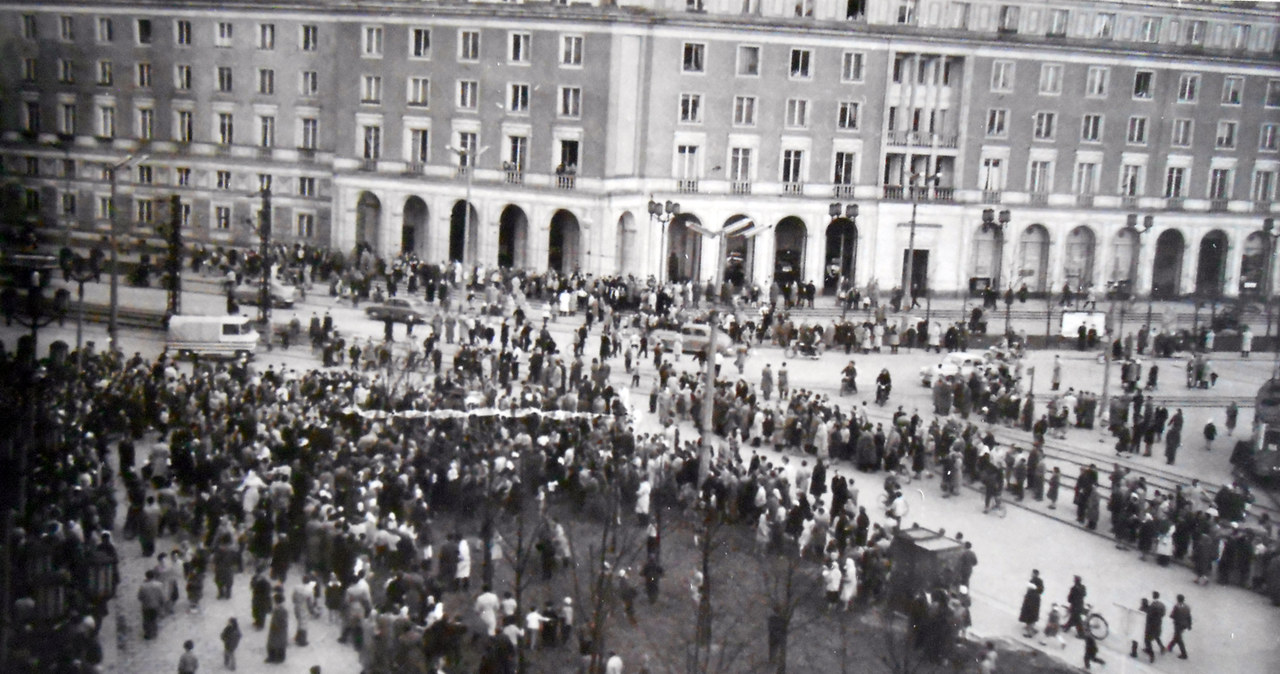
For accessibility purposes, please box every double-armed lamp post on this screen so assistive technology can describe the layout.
[648,198,680,284]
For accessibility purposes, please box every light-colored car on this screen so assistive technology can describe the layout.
[232,280,298,308]
[920,351,993,387]
[651,324,733,355]
[364,297,430,324]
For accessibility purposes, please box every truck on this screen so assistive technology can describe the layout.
[166,315,259,359]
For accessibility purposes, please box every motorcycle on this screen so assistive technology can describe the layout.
[841,374,857,395]
[784,342,823,360]
[875,380,891,406]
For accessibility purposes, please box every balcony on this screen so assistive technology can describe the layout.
[1046,30,1067,38]
[783,182,804,196]
[909,186,930,202]
[833,184,855,199]
[886,131,908,147]
[883,185,905,200]
[677,179,699,194]
[257,146,272,158]
[1256,201,1273,213]
[1120,196,1139,209]
[1209,198,1229,212]
[1166,196,1185,210]
[297,147,316,160]
[405,162,425,175]
[983,190,1003,204]
[936,135,959,149]
[455,165,471,179]
[505,169,523,185]
[1076,194,1094,207]
[361,159,378,172]
[731,182,751,195]
[556,174,575,190]
[933,187,955,202]
[1029,192,1049,206]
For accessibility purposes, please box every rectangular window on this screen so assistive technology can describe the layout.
[411,28,431,58]
[561,35,582,66]
[216,22,233,47]
[60,15,74,40]
[98,105,115,137]
[23,103,40,133]
[408,77,430,107]
[1133,71,1154,100]
[981,157,1004,190]
[560,86,581,117]
[729,147,751,182]
[1074,162,1098,195]
[509,32,530,63]
[1127,116,1148,144]
[1231,24,1251,50]
[363,26,383,57]
[1140,17,1162,43]
[507,135,526,170]
[949,2,971,30]
[258,69,274,95]
[301,118,318,149]
[1086,67,1108,97]
[97,17,113,43]
[60,104,76,134]
[1261,124,1278,152]
[298,176,316,197]
[410,129,430,163]
[738,45,760,77]
[59,59,74,84]
[259,116,274,147]
[682,43,705,73]
[1048,9,1069,36]
[459,30,481,61]
[458,132,478,166]
[136,199,153,224]
[1253,171,1276,202]
[1081,114,1102,142]
[362,75,382,103]
[990,61,1014,92]
[1172,119,1192,147]
[98,61,113,86]
[362,125,381,159]
[679,93,702,123]
[22,58,35,83]
[177,110,193,142]
[675,144,699,179]
[509,83,529,113]
[785,99,809,128]
[301,25,318,51]
[217,66,233,92]
[1165,167,1186,197]
[176,19,191,45]
[998,5,1020,32]
[833,151,856,185]
[733,96,756,126]
[218,112,234,145]
[1223,76,1243,105]
[98,196,113,220]
[1094,13,1115,39]
[135,63,152,88]
[1209,168,1232,199]
[300,71,318,96]
[1120,164,1143,196]
[137,108,153,140]
[896,0,917,24]
[1039,64,1062,95]
[258,23,275,49]
[21,14,37,39]
[257,174,272,192]
[176,167,191,186]
[1267,80,1280,107]
[1186,20,1206,45]
[61,193,76,216]
[1178,74,1199,103]
[790,49,812,79]
[458,80,478,109]
[1216,121,1237,149]
[296,213,315,238]
[1033,111,1055,140]
[215,206,231,230]
[175,64,191,90]
[136,19,152,44]
[781,149,803,183]
[1028,160,1052,193]
[837,101,860,130]
[841,52,864,82]
[137,165,152,184]
[985,108,1007,137]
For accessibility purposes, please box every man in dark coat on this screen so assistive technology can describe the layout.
[251,567,273,629]
[1167,594,1192,659]
[1141,591,1166,662]
[266,594,290,663]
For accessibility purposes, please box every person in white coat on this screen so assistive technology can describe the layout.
[822,560,843,610]
[455,537,472,591]
[840,556,859,610]
[634,479,651,525]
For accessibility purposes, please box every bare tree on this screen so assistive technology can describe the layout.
[757,551,824,674]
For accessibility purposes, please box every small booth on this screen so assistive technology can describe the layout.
[888,526,965,612]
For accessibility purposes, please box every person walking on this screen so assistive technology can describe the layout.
[1084,632,1106,670]
[1225,402,1239,436]
[1141,591,1167,663]
[137,569,166,640]
[1203,420,1217,451]
[1063,576,1087,638]
[220,618,242,670]
[178,640,199,674]
[1165,420,1182,465]
[1167,594,1192,660]
[265,594,289,663]
[1018,570,1044,638]
[1051,356,1062,391]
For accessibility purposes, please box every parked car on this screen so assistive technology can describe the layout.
[920,351,993,387]
[364,297,430,324]
[650,323,733,355]
[232,281,298,308]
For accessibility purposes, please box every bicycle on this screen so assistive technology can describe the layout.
[1084,604,1109,641]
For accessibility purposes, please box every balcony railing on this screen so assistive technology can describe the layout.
[1166,196,1185,210]
[556,174,576,190]
[405,162,425,175]
[933,187,955,202]
[297,147,316,160]
[731,181,752,195]
[1029,192,1049,206]
[1120,196,1139,209]
[1075,194,1094,207]
[677,179,699,194]
[1256,201,1273,213]
[783,182,804,196]
[361,159,378,172]
[883,185,905,200]
[886,131,908,146]
[937,134,959,149]
[455,165,471,179]
[1209,198,1229,212]
[833,184,855,199]
[505,169,523,185]
[257,146,273,158]
[983,190,1003,204]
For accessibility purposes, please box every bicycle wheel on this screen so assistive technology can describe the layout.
[1087,614,1109,641]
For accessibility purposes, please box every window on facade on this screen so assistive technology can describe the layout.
[1172,119,1192,147]
[949,2,971,30]
[561,35,582,66]
[507,135,526,170]
[1127,117,1148,144]
[834,152,856,185]
[679,93,702,123]
[1209,168,1232,199]
[58,59,74,84]
[60,15,74,40]
[458,80,478,109]
[137,108,153,140]
[1177,74,1199,103]
[509,84,530,113]
[1074,162,1098,195]
[176,19,191,45]
[733,96,756,126]
[675,145,699,179]
[1048,9,1069,36]
[300,71,318,96]
[781,149,803,183]
[1265,80,1280,108]
[838,102,860,130]
[458,132,479,165]
[1033,112,1055,140]
[298,176,316,196]
[1231,24,1252,50]
[136,19,152,44]
[790,49,811,78]
[1094,13,1115,39]
[459,30,480,61]
[138,164,154,183]
[177,111,193,142]
[296,213,314,238]
[302,25,318,51]
[1222,77,1243,105]
[1133,72,1154,99]
[991,61,1014,92]
[682,43,705,72]
[560,87,581,117]
[510,33,530,63]
[559,139,578,170]
[998,5,1019,32]
[362,125,381,159]
[985,109,1007,137]
[218,112,234,144]
[1216,121,1237,149]
[20,14,37,39]
[258,69,274,95]
[1028,160,1052,193]
[258,23,274,49]
[97,17,113,42]
[215,206,231,230]
[729,148,751,182]
[1253,171,1276,202]
[136,199,153,224]
[176,167,191,186]
[362,75,382,103]
[175,65,191,90]
[259,116,274,147]
[98,61,114,86]
[1039,64,1062,95]
[1186,20,1206,45]
[1139,17,1161,43]
[217,66,233,92]
[301,118,318,149]
[896,0,917,25]
[1164,167,1186,197]
[1086,67,1108,97]
[60,104,76,134]
[216,22,233,47]
[216,170,232,189]
[21,58,35,83]
[1261,124,1278,152]
[841,52,864,82]
[23,103,40,134]
[363,26,383,56]
[737,46,760,77]
[785,99,809,128]
[409,78,430,107]
[411,28,430,58]
[62,193,76,216]
[1081,114,1102,142]
[981,157,1004,190]
[98,105,115,137]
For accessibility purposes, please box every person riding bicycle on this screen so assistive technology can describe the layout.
[875,369,892,404]
[842,361,858,394]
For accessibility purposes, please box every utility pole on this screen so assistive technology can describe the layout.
[106,153,147,348]
[164,195,182,317]
[256,188,272,328]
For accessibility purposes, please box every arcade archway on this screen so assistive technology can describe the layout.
[498,205,529,269]
[448,200,479,263]
[355,191,381,253]
[1195,230,1229,298]
[1152,229,1185,299]
[666,214,703,282]
[824,218,858,294]
[774,216,807,286]
[1063,226,1095,292]
[1016,224,1050,292]
[401,196,428,258]
[548,210,581,274]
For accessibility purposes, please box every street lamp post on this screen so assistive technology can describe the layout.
[1126,213,1156,339]
[828,202,858,306]
[904,172,940,307]
[59,253,100,368]
[447,144,490,266]
[107,153,148,349]
[1261,218,1278,365]
[244,188,274,329]
[648,198,679,283]
[982,208,1012,334]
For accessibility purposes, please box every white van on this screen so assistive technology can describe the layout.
[166,315,259,359]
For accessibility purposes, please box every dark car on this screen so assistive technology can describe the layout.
[364,297,430,324]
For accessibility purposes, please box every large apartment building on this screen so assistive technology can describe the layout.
[1,0,1277,298]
